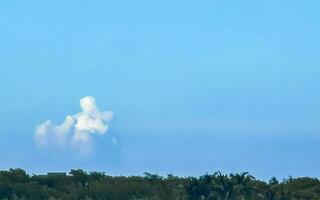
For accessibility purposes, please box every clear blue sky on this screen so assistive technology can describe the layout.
[1,0,320,180]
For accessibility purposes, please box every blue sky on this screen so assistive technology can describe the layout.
[0,0,320,180]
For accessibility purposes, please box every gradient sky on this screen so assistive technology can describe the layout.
[1,0,320,180]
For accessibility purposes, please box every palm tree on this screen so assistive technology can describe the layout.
[207,172,262,200]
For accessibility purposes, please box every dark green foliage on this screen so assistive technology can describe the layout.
[0,169,320,199]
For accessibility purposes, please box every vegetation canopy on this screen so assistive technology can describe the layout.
[0,169,320,199]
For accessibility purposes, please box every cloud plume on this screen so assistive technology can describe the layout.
[35,96,113,154]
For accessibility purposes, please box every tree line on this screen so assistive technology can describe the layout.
[0,168,320,199]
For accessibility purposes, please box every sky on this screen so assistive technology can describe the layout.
[0,0,320,180]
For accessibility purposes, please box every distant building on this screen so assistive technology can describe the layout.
[47,172,67,177]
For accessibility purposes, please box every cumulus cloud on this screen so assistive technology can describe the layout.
[35,96,113,154]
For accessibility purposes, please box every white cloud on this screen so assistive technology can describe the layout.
[35,96,113,154]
